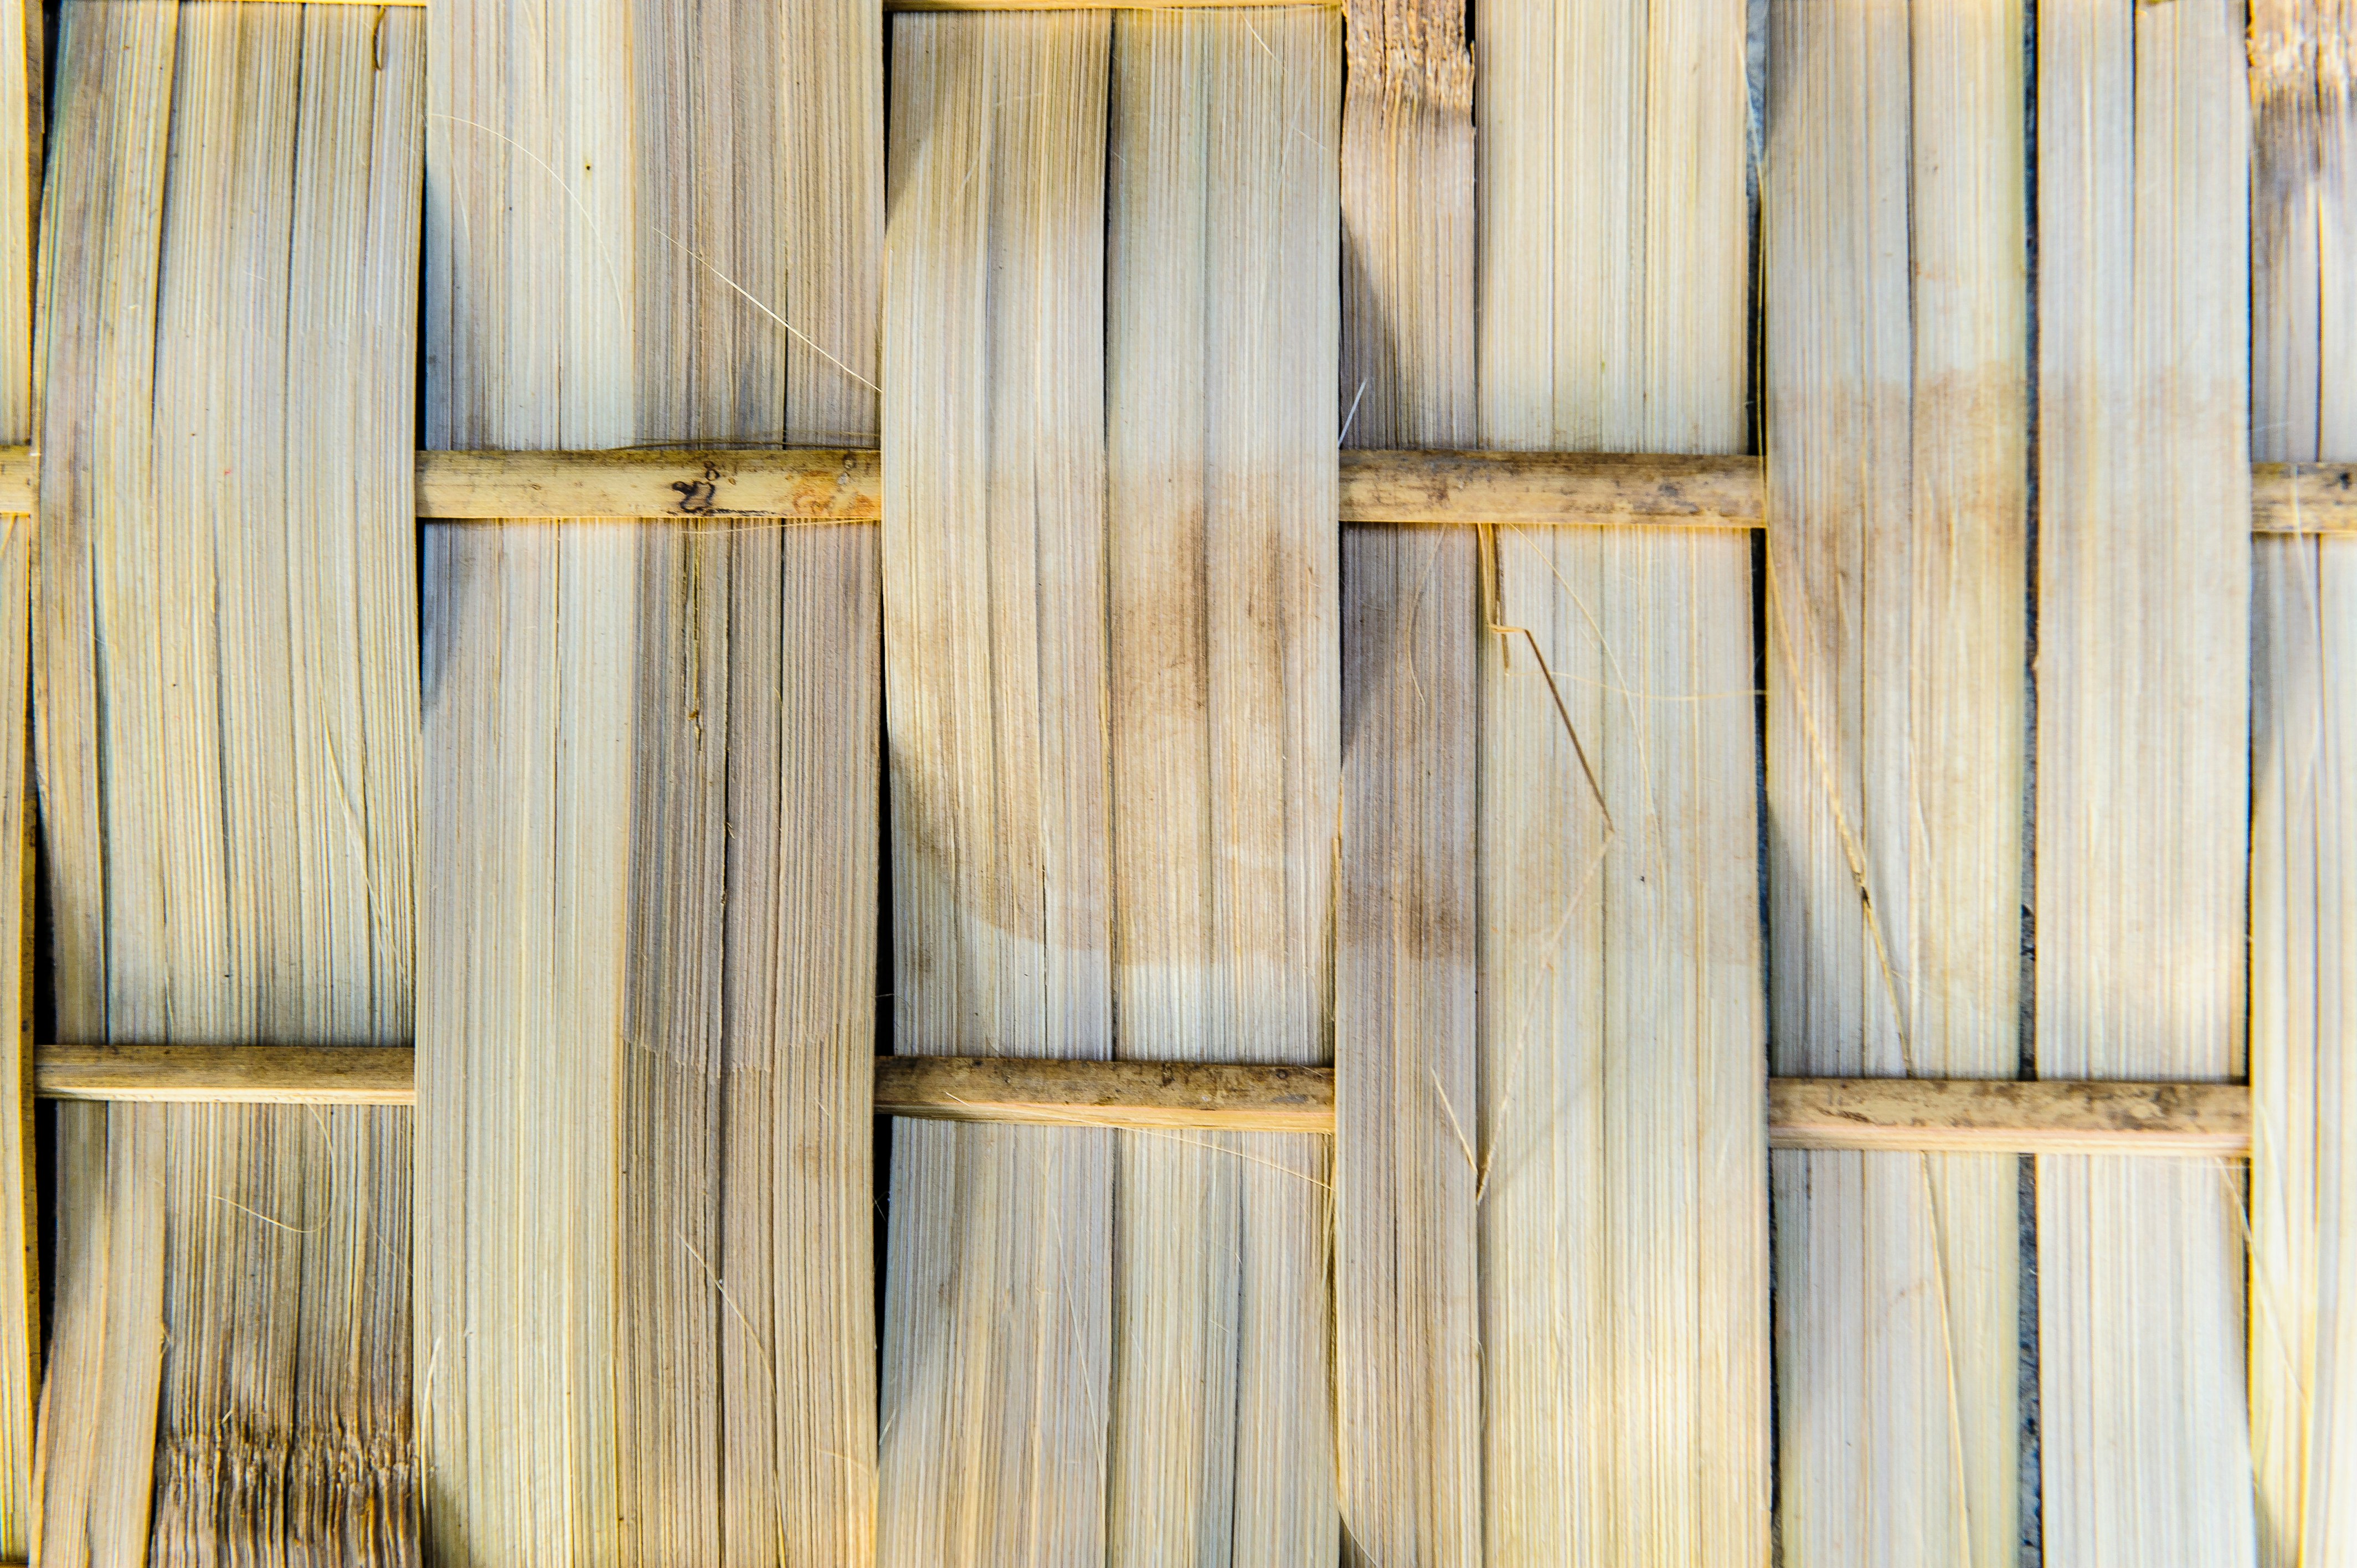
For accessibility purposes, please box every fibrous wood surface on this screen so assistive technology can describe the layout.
[2036,0,2256,1560]
[1763,0,2026,1556]
[419,0,882,1557]
[0,0,32,1549]
[2251,0,2357,1558]
[1474,0,1768,1557]
[32,3,421,1560]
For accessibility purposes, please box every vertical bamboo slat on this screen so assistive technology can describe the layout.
[1334,0,1481,1559]
[1763,0,2026,1556]
[877,19,1114,1561]
[2251,0,2356,1557]
[1105,14,1339,1561]
[0,0,32,1550]
[32,4,422,1559]
[419,0,882,1556]
[2036,0,2257,1560]
[1474,0,1769,1557]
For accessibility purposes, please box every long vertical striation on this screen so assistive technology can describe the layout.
[32,4,421,1561]
[2036,0,2256,1561]
[2251,0,2357,1560]
[419,0,883,1557]
[1474,0,1769,1559]
[1104,13,1340,1563]
[876,19,1114,1562]
[1763,0,2026,1557]
[1335,0,1482,1560]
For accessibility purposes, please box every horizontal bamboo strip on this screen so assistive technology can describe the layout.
[886,0,1328,9]
[29,1045,2256,1152]
[0,445,2348,529]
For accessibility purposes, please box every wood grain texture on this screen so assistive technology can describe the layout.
[2249,0,2357,1558]
[1334,0,1481,1558]
[2036,0,2258,1559]
[877,20,1115,1562]
[30,6,421,1561]
[416,446,883,520]
[1762,0,2026,1554]
[419,0,882,1557]
[38,1046,414,1106]
[0,0,29,1549]
[1770,1080,2249,1157]
[876,1057,1332,1131]
[1474,0,1769,1557]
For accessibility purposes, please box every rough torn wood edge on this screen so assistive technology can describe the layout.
[29,1046,2255,1153]
[0,447,2343,529]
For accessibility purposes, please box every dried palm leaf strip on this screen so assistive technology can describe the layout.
[32,4,420,1559]
[2036,0,2258,1559]
[1762,0,2026,1555]
[1474,0,1768,1556]
[2250,0,2357,1557]
[1334,0,1479,1560]
[417,0,882,1557]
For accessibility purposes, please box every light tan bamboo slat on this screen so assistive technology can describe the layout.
[39,1046,415,1105]
[418,0,882,1557]
[32,6,421,1559]
[0,0,31,1550]
[2037,0,2258,1560]
[875,1058,1333,1132]
[416,446,884,520]
[1769,1080,2249,1157]
[877,19,1115,1562]
[2249,0,2357,1558]
[1475,0,1768,1555]
[1334,0,1480,1561]
[1763,0,2026,1555]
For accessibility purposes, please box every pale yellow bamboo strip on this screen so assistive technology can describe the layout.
[32,5,421,1559]
[1475,0,1767,1555]
[2036,0,2257,1559]
[2249,0,2357,1558]
[38,1046,415,1105]
[876,19,1114,1562]
[1763,0,2025,1555]
[1334,0,1480,1559]
[0,0,30,1549]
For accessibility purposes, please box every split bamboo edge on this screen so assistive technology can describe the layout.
[0,446,2345,532]
[29,1046,2253,1155]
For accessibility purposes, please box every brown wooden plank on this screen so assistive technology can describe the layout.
[36,1045,416,1106]
[2251,462,2357,533]
[1768,1077,2250,1156]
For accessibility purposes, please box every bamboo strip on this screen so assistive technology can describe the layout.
[876,1058,1332,1131]
[1475,0,1769,1554]
[38,1046,414,1105]
[1334,0,1480,1559]
[1770,1080,2248,1157]
[1763,0,2026,1554]
[2249,0,2357,1557]
[0,0,30,1549]
[419,0,882,1556]
[2036,0,2258,1559]
[31,5,421,1558]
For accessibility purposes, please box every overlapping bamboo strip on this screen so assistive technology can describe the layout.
[1474,0,1768,1555]
[418,0,882,1556]
[877,20,1115,1560]
[31,4,420,1558]
[1334,0,1480,1560]
[2037,0,2257,1559]
[1104,16,1339,1558]
[2250,0,2357,1557]
[0,0,30,1551]
[1763,0,2025,1555]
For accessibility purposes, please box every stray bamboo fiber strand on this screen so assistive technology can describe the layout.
[2250,0,2357,1558]
[0,0,30,1552]
[32,5,421,1560]
[877,20,1116,1562]
[1474,0,1769,1556]
[418,0,882,1557]
[1334,0,1481,1559]
[2036,0,2258,1560]
[1762,0,2025,1556]
[1104,14,1340,1559]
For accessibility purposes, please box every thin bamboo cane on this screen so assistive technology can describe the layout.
[418,0,882,1556]
[1763,0,2026,1555]
[1334,0,1481,1559]
[31,5,421,1559]
[0,0,30,1552]
[1474,0,1769,1556]
[2036,0,2257,1559]
[2250,0,2357,1559]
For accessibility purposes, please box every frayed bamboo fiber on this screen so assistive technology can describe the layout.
[1335,0,1481,1560]
[2250,0,2357,1558]
[1474,0,1768,1557]
[418,0,882,1557]
[1762,0,2025,1556]
[31,4,421,1560]
[2036,0,2256,1560]
[0,0,31,1553]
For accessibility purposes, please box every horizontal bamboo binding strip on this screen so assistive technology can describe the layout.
[29,1045,2254,1154]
